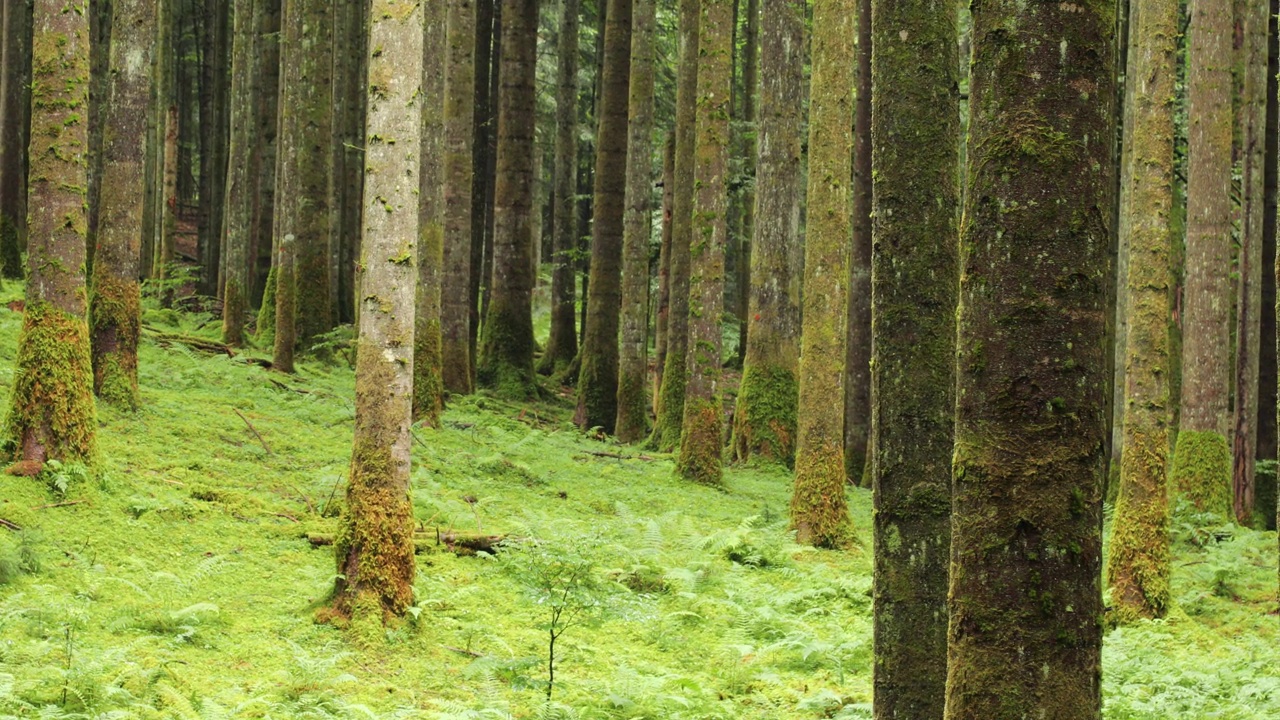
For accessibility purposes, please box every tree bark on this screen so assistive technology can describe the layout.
[652,133,675,409]
[198,0,230,297]
[0,0,31,278]
[471,0,497,373]
[442,0,477,395]
[1257,0,1279,531]
[250,0,281,318]
[843,0,872,487]
[222,0,262,348]
[733,0,756,369]
[415,0,447,427]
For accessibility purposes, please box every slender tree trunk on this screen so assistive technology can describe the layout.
[1107,0,1176,623]
[0,0,31,278]
[615,0,656,442]
[946,0,1115,716]
[471,0,496,373]
[1257,0,1279,531]
[332,0,421,624]
[652,133,675,409]
[843,0,872,487]
[649,0,698,452]
[442,0,477,395]
[199,0,230,297]
[729,0,802,466]
[90,0,156,409]
[8,0,98,467]
[415,0,447,427]
[155,2,178,305]
[1171,0,1235,518]
[221,0,262,348]
[86,0,111,276]
[733,0,756,368]
[538,0,582,377]
[251,0,281,318]
[476,0,541,399]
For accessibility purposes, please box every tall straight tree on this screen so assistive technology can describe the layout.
[615,0,656,442]
[538,0,581,377]
[649,0,698,452]
[843,0,872,486]
[729,0,803,466]
[733,0,757,367]
[1170,0,1234,517]
[675,0,732,485]
[90,0,155,409]
[1107,0,1177,624]
[0,0,31,277]
[946,1,1115,718]
[415,0,447,426]
[575,0,633,432]
[221,0,261,347]
[789,0,853,547]
[8,0,98,467]
[441,0,477,395]
[332,0,422,623]
[869,0,959,712]
[477,0,541,399]
[198,0,230,297]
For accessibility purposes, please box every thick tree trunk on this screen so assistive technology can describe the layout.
[615,0,656,442]
[441,0,477,395]
[90,0,156,409]
[332,0,422,623]
[790,0,854,547]
[842,0,872,487]
[0,0,31,278]
[729,0,802,466]
[1107,0,1176,623]
[946,0,1115,717]
[1171,0,1235,518]
[476,0,540,399]
[575,0,633,432]
[869,0,958,713]
[8,0,98,467]
[415,0,447,427]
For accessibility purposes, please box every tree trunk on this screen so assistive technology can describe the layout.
[332,0,422,623]
[790,0,854,547]
[733,0,756,369]
[442,0,477,395]
[221,0,262,348]
[250,0,281,316]
[476,0,541,399]
[1257,0,1279,531]
[575,0,633,431]
[649,0,698,452]
[1171,0,1234,518]
[8,0,99,467]
[90,0,156,409]
[615,0,655,442]
[471,0,497,375]
[415,0,447,427]
[652,133,675,409]
[198,0,230,297]
[946,0,1115,716]
[675,0,732,486]
[0,0,31,278]
[869,0,958,712]
[538,0,582,377]
[729,0,802,466]
[842,0,872,487]
[1107,0,1176,624]
[86,0,112,277]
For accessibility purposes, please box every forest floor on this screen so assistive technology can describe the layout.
[0,282,1277,720]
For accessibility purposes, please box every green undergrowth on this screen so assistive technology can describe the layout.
[0,283,1271,718]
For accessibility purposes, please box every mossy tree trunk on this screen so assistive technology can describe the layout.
[250,0,281,315]
[0,0,31,279]
[843,0,873,487]
[441,0,477,395]
[477,0,540,400]
[328,0,368,326]
[649,0,698,452]
[221,0,260,348]
[332,0,422,624]
[674,0,731,486]
[414,0,447,427]
[538,0,582,377]
[733,0,756,367]
[946,0,1115,716]
[1106,0,1176,624]
[90,0,156,409]
[652,134,675,409]
[8,0,98,468]
[198,0,230,298]
[574,0,633,432]
[615,0,655,443]
[869,0,958,712]
[729,0,802,467]
[789,0,854,547]
[1170,0,1234,519]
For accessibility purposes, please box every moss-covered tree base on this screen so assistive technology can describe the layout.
[676,399,723,486]
[575,352,618,433]
[1107,489,1170,624]
[648,362,687,453]
[614,369,649,443]
[790,440,852,549]
[413,319,444,428]
[477,318,539,402]
[7,302,98,466]
[1170,430,1231,519]
[222,279,248,349]
[731,363,797,467]
[255,265,278,347]
[89,274,141,410]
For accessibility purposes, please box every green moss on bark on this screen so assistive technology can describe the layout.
[256,265,277,346]
[675,398,723,486]
[789,440,852,549]
[7,302,98,466]
[88,273,141,409]
[731,364,797,466]
[1170,430,1231,518]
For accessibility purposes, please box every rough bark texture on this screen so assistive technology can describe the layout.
[332,0,422,625]
[615,0,656,443]
[789,0,854,548]
[653,134,675,409]
[1171,0,1234,518]
[1106,0,1175,628]
[477,0,540,400]
[733,0,757,367]
[0,0,32,278]
[843,0,872,487]
[575,0,633,432]
[649,0,698,452]
[221,0,259,348]
[199,0,230,297]
[729,0,802,467]
[1258,0,1279,531]
[8,0,98,467]
[538,0,582,377]
[441,0,477,395]
[869,0,958,713]
[414,0,447,427]
[674,0,731,486]
[250,0,281,315]
[946,0,1115,717]
[90,0,154,409]
[471,0,497,367]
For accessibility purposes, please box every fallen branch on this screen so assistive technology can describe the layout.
[306,530,510,557]
[32,499,86,511]
[142,327,235,357]
[233,409,272,455]
[580,450,656,462]
[0,518,21,531]
[442,645,484,658]
[273,513,299,523]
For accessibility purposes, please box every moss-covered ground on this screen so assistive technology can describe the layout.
[0,282,1276,719]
